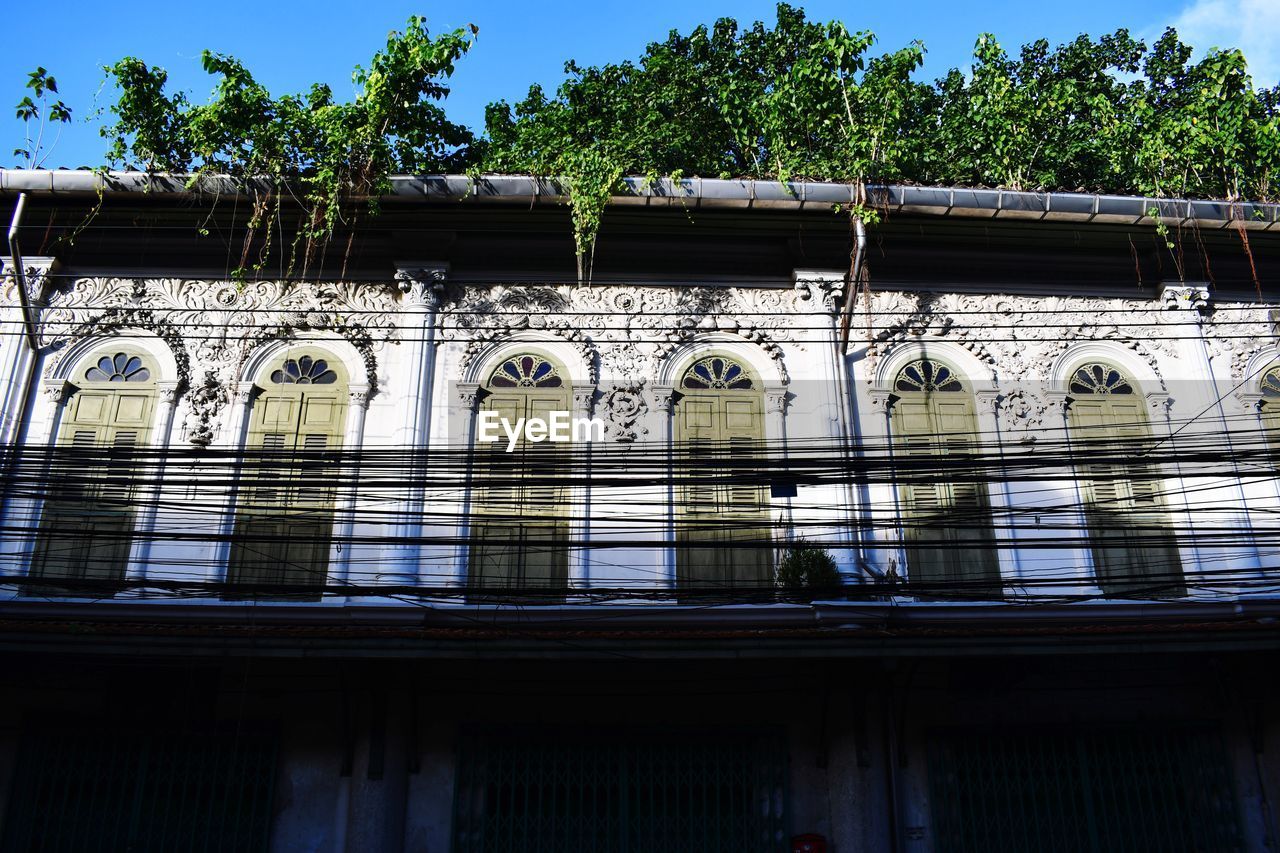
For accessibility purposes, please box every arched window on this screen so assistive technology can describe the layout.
[228,349,349,595]
[30,350,158,590]
[1066,362,1183,596]
[674,354,772,590]
[469,353,570,592]
[1260,365,1280,432]
[889,359,1000,594]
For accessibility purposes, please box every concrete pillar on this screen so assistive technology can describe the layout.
[383,264,447,587]
[332,386,370,591]
[650,384,676,585]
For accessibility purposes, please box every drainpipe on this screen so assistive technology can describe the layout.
[3,193,44,533]
[838,217,874,581]
[7,194,40,354]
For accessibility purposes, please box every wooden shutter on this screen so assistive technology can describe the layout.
[230,383,346,594]
[675,383,771,590]
[892,394,999,591]
[1069,396,1183,596]
[468,384,570,592]
[31,382,155,588]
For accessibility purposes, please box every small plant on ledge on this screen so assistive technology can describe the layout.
[775,540,843,600]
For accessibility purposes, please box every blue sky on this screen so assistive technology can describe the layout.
[6,0,1278,170]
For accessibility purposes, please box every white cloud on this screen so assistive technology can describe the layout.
[1156,0,1280,88]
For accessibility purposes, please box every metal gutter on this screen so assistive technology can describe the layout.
[1,597,1279,631]
[3,170,1278,232]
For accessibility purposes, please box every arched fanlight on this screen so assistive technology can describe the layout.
[894,359,964,393]
[488,354,563,388]
[84,352,151,383]
[1262,366,1280,399]
[271,355,338,385]
[1069,363,1134,395]
[680,356,754,390]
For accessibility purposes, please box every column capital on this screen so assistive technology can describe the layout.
[40,379,70,405]
[1159,281,1211,312]
[395,263,449,308]
[454,381,481,412]
[793,269,846,313]
[867,389,897,415]
[973,389,1003,416]
[1234,391,1265,413]
[571,384,595,416]
[1,256,58,304]
[649,384,677,414]
[764,384,790,414]
[1145,391,1174,416]
[349,385,371,409]
[156,381,182,405]
[231,381,257,406]
[1045,389,1072,413]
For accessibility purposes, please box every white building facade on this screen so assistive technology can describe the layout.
[1,173,1278,852]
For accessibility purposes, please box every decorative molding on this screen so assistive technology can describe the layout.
[439,282,824,386]
[601,382,647,441]
[39,275,402,444]
[1201,302,1277,384]
[859,291,1181,390]
[183,372,229,446]
[999,388,1051,444]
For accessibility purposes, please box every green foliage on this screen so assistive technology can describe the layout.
[99,16,477,278]
[482,4,1280,257]
[776,541,842,595]
[14,67,72,168]
[23,5,1280,274]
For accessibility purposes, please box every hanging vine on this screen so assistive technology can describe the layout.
[97,15,477,280]
[14,4,1280,286]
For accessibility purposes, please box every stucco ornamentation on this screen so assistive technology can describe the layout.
[40,276,403,444]
[862,291,1180,390]
[440,282,826,386]
[601,382,649,442]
